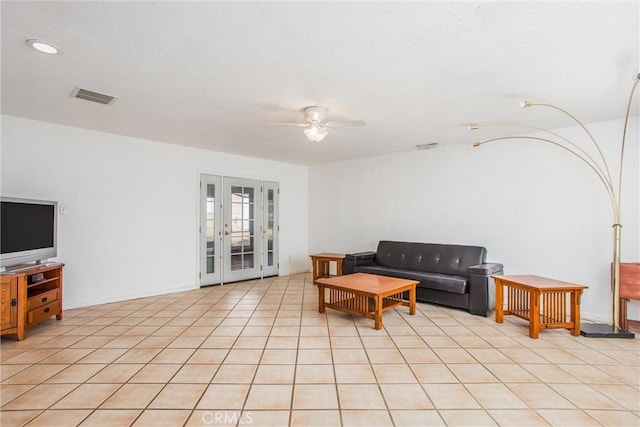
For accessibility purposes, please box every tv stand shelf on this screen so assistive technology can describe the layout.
[1,263,64,340]
[27,276,59,288]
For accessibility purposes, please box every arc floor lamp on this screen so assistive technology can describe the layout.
[472,73,639,338]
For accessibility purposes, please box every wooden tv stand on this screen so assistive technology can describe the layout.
[1,263,64,340]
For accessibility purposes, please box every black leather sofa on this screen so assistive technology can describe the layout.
[343,241,504,316]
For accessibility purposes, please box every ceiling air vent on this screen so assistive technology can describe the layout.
[71,87,117,105]
[416,142,439,150]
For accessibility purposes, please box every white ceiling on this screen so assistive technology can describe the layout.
[2,1,638,166]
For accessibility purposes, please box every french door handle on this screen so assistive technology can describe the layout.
[224,231,230,235]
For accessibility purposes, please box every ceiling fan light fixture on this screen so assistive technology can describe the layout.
[304,125,328,142]
[267,105,363,142]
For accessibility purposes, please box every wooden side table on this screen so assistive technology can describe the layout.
[619,262,640,330]
[492,274,588,338]
[309,253,345,284]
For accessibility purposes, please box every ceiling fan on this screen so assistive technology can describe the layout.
[267,106,366,142]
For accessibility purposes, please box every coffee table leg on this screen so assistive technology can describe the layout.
[571,290,581,336]
[318,285,325,313]
[495,279,504,323]
[529,290,539,339]
[374,295,382,330]
[409,287,416,315]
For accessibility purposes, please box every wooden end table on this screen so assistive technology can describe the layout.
[619,262,640,330]
[492,274,588,338]
[309,253,345,283]
[316,273,418,329]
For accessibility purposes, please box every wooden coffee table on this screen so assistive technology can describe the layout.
[492,274,588,338]
[316,273,418,329]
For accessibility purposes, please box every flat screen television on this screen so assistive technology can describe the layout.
[1,197,58,269]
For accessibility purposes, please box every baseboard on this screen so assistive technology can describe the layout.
[581,311,640,326]
[63,284,200,310]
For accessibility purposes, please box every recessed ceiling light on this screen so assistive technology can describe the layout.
[26,39,59,55]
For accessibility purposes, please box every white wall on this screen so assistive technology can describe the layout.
[3,113,637,322]
[309,118,639,323]
[1,115,309,309]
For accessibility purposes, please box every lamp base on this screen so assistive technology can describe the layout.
[580,323,635,338]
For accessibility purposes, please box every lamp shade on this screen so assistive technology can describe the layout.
[304,125,328,142]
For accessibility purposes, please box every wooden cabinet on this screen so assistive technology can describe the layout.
[0,263,63,340]
[1,276,18,330]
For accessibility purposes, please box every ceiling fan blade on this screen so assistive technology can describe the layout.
[266,122,308,127]
[324,120,366,128]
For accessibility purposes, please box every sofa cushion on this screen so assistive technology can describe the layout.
[354,266,469,295]
[375,241,486,277]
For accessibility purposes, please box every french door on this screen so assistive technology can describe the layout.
[199,175,279,286]
[223,177,261,283]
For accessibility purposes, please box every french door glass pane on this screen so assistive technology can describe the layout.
[266,189,275,266]
[243,255,254,269]
[229,185,255,272]
[206,183,216,274]
[231,254,242,271]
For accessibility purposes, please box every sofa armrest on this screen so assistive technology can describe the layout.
[467,262,504,316]
[345,251,376,261]
[468,263,504,276]
[343,251,376,274]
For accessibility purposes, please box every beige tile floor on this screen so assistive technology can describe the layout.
[1,273,638,427]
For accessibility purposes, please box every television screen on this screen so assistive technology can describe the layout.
[0,197,57,268]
